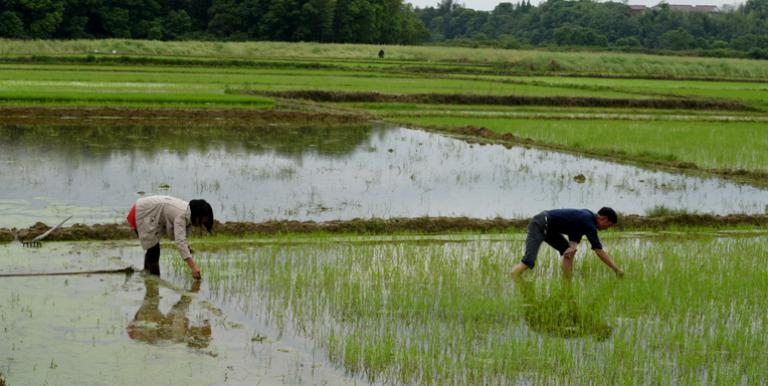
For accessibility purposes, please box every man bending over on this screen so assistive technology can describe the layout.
[510,207,623,280]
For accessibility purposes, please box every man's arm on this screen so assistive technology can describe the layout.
[594,249,623,277]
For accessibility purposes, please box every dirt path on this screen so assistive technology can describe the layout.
[3,214,766,243]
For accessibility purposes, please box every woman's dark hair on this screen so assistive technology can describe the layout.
[190,199,214,232]
[598,207,618,224]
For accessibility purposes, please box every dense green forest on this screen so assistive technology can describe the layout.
[0,0,429,43]
[417,0,768,57]
[1,0,768,57]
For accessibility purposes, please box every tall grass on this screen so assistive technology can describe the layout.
[177,233,768,384]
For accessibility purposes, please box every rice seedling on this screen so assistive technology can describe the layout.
[178,231,768,385]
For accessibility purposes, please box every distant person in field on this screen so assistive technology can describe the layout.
[510,207,623,280]
[378,49,385,59]
[126,195,213,279]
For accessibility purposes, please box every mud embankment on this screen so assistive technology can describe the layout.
[261,91,752,111]
[2,214,766,243]
[0,107,369,128]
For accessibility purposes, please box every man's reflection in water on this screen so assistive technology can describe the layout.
[128,276,212,349]
[517,280,612,341]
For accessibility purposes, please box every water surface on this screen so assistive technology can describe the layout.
[0,242,361,386]
[1,124,766,228]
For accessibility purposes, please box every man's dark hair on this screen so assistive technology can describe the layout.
[190,199,214,233]
[598,207,618,224]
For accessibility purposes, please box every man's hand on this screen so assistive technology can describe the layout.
[563,247,577,259]
[614,268,624,278]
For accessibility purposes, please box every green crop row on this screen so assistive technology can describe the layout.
[175,232,768,385]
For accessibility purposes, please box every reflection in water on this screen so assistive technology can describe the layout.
[127,277,212,349]
[0,124,374,159]
[518,280,612,341]
[0,243,363,385]
[2,124,767,227]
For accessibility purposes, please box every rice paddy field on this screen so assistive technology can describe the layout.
[1,39,767,385]
[185,232,768,385]
[2,232,767,385]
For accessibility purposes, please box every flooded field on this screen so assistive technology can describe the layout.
[2,232,766,385]
[0,242,362,385]
[1,124,767,228]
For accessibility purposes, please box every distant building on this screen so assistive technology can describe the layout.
[628,3,720,13]
[688,5,720,12]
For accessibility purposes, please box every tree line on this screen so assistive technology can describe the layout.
[417,0,768,58]
[1,0,768,58]
[0,0,428,44]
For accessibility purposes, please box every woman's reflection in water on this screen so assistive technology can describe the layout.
[128,276,212,349]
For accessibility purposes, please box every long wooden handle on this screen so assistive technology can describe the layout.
[0,266,135,278]
[31,215,74,242]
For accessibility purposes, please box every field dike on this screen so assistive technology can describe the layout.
[429,125,768,187]
[0,107,370,128]
[6,55,768,84]
[261,90,752,111]
[2,214,767,243]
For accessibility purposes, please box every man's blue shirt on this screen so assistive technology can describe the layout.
[547,209,603,250]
